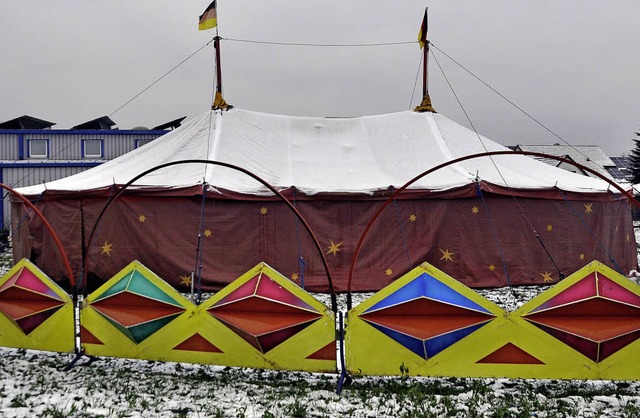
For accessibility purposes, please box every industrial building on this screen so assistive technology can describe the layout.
[0,115,183,228]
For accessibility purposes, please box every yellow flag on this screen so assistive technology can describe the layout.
[418,8,428,49]
[198,1,217,31]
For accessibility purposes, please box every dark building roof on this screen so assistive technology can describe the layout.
[72,116,116,130]
[0,115,56,130]
[513,144,615,180]
[153,116,186,131]
[607,156,634,182]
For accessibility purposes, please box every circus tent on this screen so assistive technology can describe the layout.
[10,108,638,292]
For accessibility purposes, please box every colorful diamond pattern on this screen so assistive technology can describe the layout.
[0,266,65,335]
[90,270,186,344]
[524,271,640,362]
[208,271,322,353]
[360,272,495,359]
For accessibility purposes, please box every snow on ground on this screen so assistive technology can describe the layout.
[2,345,640,417]
[1,231,640,417]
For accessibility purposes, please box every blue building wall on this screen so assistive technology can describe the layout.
[0,129,169,227]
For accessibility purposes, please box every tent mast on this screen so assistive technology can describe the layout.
[422,39,429,97]
[214,36,223,94]
[212,3,232,110]
[414,7,435,113]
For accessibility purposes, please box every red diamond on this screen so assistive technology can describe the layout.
[0,267,64,335]
[362,298,491,340]
[209,273,321,353]
[525,271,640,362]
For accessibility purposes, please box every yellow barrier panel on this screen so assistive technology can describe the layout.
[81,261,336,372]
[197,262,336,372]
[81,260,195,361]
[346,262,504,376]
[347,260,640,380]
[0,259,74,353]
[512,261,640,380]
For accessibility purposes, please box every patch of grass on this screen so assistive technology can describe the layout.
[36,405,68,418]
[9,394,28,408]
[284,399,307,418]
[621,400,640,416]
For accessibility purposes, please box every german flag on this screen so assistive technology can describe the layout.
[198,1,217,31]
[418,7,428,49]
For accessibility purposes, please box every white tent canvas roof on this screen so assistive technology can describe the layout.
[17,108,613,196]
[12,108,637,292]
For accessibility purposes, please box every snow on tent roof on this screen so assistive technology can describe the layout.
[15,108,612,196]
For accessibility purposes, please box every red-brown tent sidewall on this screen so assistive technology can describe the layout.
[10,186,637,292]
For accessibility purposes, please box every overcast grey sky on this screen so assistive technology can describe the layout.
[1,1,639,155]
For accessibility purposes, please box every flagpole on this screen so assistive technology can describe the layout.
[198,0,230,109]
[414,6,435,113]
[214,35,223,93]
[214,8,222,94]
[422,38,429,98]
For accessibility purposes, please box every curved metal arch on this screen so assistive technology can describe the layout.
[346,150,640,309]
[82,159,337,312]
[0,183,75,287]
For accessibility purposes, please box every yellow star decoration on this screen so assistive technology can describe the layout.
[327,240,342,256]
[204,229,212,237]
[584,203,593,214]
[489,264,496,271]
[540,271,553,283]
[385,268,393,276]
[138,214,146,223]
[260,207,268,215]
[546,224,553,232]
[179,274,192,286]
[100,241,113,256]
[291,273,299,281]
[472,206,479,214]
[409,214,417,222]
[627,233,631,242]
[580,253,585,260]
[439,248,454,262]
